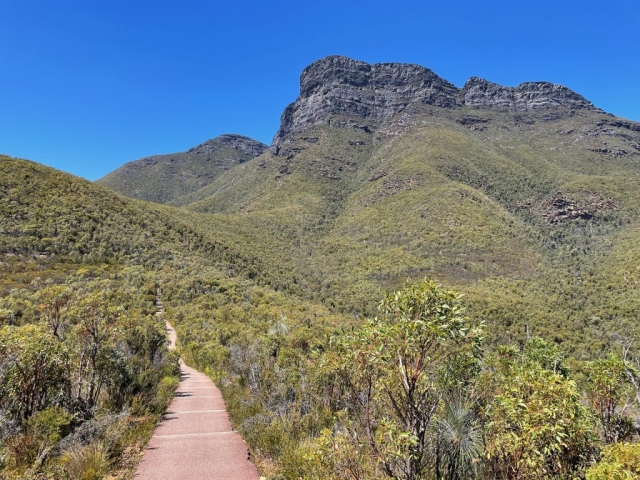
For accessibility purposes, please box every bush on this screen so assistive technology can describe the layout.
[6,406,72,468]
[149,375,179,414]
[586,443,640,480]
[0,325,70,421]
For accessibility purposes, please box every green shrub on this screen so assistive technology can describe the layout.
[6,406,72,468]
[586,443,640,480]
[149,375,179,414]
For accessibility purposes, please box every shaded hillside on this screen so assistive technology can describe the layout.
[96,134,267,204]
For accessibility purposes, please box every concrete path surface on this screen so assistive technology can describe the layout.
[135,320,260,480]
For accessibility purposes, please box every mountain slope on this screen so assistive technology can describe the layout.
[92,55,640,355]
[96,134,267,204]
[159,56,640,356]
[0,155,352,478]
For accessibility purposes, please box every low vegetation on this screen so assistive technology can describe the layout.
[0,265,179,479]
[166,278,640,479]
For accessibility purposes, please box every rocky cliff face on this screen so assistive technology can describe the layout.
[272,55,599,150]
[272,56,458,150]
[462,77,597,111]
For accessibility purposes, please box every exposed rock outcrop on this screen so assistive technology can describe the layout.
[272,56,458,150]
[463,77,598,112]
[272,55,601,151]
[188,134,267,158]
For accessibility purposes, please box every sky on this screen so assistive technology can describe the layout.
[0,0,638,180]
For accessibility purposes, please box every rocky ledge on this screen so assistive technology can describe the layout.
[272,55,599,150]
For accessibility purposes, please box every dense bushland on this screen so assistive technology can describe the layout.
[165,277,640,479]
[0,265,179,479]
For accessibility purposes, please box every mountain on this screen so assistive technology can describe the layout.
[5,56,640,478]
[96,134,267,204]
[150,55,640,357]
[95,55,640,355]
[271,55,600,151]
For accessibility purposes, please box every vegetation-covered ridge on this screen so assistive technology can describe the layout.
[96,134,267,204]
[158,107,640,358]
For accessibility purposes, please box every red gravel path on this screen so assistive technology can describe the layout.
[135,322,260,480]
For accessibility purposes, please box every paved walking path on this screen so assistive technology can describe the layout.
[135,292,260,479]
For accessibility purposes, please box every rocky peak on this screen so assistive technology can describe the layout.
[188,134,267,157]
[272,56,601,151]
[463,77,598,112]
[272,56,459,150]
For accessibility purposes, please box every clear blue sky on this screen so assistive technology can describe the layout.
[1,1,638,180]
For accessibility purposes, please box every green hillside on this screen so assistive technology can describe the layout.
[0,156,352,478]
[96,134,267,204]
[157,100,640,358]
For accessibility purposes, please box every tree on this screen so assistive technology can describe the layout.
[37,285,72,339]
[323,280,484,479]
[584,354,636,444]
[74,296,120,410]
[484,341,597,479]
[0,325,70,421]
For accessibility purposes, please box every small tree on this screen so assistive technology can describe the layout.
[584,353,636,444]
[484,340,597,479]
[72,296,120,410]
[0,325,70,421]
[37,285,72,339]
[324,280,484,479]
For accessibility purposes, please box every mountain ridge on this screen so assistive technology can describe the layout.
[89,55,640,356]
[96,134,267,204]
[272,55,602,152]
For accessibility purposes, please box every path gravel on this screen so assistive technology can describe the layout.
[134,321,260,480]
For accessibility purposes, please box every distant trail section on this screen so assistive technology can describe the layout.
[135,292,260,480]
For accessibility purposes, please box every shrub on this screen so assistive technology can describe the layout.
[586,443,640,480]
[6,405,72,468]
[62,441,109,480]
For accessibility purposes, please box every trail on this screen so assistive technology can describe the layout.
[135,290,260,480]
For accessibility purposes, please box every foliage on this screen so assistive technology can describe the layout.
[0,325,70,421]
[585,443,640,480]
[322,280,484,479]
[7,406,73,468]
[483,345,598,479]
[0,263,179,478]
[584,354,637,444]
[61,441,109,480]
